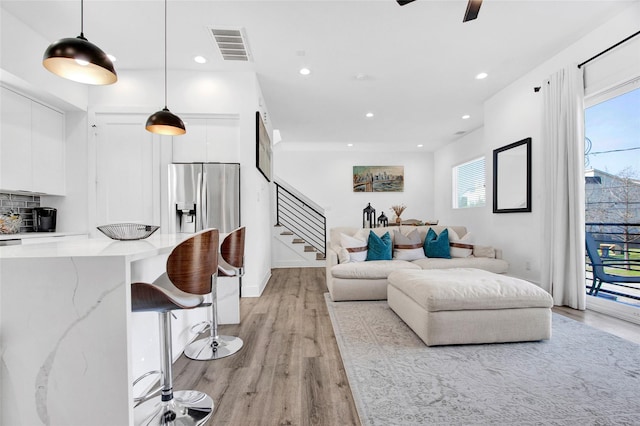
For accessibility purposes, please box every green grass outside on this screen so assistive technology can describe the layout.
[598,248,640,276]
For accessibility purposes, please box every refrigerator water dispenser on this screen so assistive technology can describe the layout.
[176,203,197,233]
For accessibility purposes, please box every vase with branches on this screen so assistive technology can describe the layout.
[390,204,406,224]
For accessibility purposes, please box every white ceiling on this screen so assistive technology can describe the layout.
[2,0,636,151]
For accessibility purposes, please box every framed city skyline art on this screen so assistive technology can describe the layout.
[353,166,404,192]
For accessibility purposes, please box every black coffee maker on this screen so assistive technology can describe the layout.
[33,207,57,232]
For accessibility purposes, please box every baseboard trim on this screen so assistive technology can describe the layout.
[241,269,272,298]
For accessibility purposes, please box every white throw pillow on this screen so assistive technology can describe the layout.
[393,229,426,261]
[448,228,474,258]
[338,247,351,263]
[473,245,496,258]
[340,233,368,262]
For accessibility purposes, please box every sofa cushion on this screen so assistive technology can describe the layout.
[337,247,350,263]
[393,229,426,261]
[387,268,553,312]
[473,245,496,258]
[448,228,473,258]
[424,228,451,259]
[330,225,468,249]
[411,257,509,274]
[331,260,420,280]
[340,232,368,262]
[366,231,392,261]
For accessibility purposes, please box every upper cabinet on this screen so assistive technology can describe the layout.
[31,101,65,195]
[0,87,32,192]
[0,86,66,195]
[171,116,240,163]
[94,113,158,228]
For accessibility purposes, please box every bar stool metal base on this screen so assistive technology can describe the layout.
[184,335,243,360]
[134,390,214,425]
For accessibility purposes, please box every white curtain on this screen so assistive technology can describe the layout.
[541,66,586,309]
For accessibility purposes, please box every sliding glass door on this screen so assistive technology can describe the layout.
[584,83,640,318]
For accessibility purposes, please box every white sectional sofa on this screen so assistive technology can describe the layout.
[326,225,509,301]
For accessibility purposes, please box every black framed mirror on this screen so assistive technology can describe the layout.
[493,137,531,213]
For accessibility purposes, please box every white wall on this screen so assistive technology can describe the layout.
[435,2,640,283]
[0,7,87,111]
[274,143,435,233]
[432,127,496,238]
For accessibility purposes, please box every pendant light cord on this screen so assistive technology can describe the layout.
[80,0,85,38]
[164,0,168,109]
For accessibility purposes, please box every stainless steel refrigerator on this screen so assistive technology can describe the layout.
[168,163,240,234]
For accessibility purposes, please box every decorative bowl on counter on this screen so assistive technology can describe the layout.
[0,213,22,234]
[97,223,159,241]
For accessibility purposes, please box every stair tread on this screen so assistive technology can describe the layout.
[292,238,305,244]
[280,231,294,236]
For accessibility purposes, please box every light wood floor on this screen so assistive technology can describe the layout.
[173,267,640,426]
[173,267,361,426]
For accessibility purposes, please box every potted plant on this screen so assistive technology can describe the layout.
[390,204,406,224]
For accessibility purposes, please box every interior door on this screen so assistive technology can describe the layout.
[95,113,158,230]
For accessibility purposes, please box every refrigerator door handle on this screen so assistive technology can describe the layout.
[196,171,203,231]
[201,171,209,229]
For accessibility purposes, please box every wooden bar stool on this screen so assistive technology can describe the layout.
[218,226,246,296]
[131,229,218,425]
[184,226,245,360]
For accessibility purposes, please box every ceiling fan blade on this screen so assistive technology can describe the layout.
[397,0,417,6]
[463,0,482,22]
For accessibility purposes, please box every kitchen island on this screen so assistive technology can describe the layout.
[0,234,212,426]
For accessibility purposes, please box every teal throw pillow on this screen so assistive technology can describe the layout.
[366,231,392,261]
[424,228,451,259]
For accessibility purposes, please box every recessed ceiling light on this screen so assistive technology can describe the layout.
[194,55,207,64]
[355,73,373,81]
[475,72,488,80]
[462,114,471,119]
[299,67,311,75]
[107,54,116,62]
[347,143,353,147]
[417,144,423,148]
[365,112,374,118]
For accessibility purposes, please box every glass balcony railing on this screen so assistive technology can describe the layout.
[586,222,640,306]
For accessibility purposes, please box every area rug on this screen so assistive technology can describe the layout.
[325,294,640,425]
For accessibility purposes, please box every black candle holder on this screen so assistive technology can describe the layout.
[362,203,376,228]
[377,212,388,227]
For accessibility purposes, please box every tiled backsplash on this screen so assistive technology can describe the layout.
[0,193,41,233]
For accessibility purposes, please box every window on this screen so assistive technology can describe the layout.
[452,157,486,209]
[584,83,640,311]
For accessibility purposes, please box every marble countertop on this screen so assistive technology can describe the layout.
[0,233,189,260]
[0,231,87,241]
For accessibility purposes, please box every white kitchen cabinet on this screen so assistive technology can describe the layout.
[171,116,240,163]
[95,113,158,228]
[0,87,32,192]
[0,86,66,195]
[171,117,207,162]
[32,101,65,195]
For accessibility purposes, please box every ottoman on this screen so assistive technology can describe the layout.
[387,268,554,346]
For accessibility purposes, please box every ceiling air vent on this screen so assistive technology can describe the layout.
[209,27,251,62]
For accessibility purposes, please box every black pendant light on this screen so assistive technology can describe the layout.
[42,0,117,85]
[146,0,186,136]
